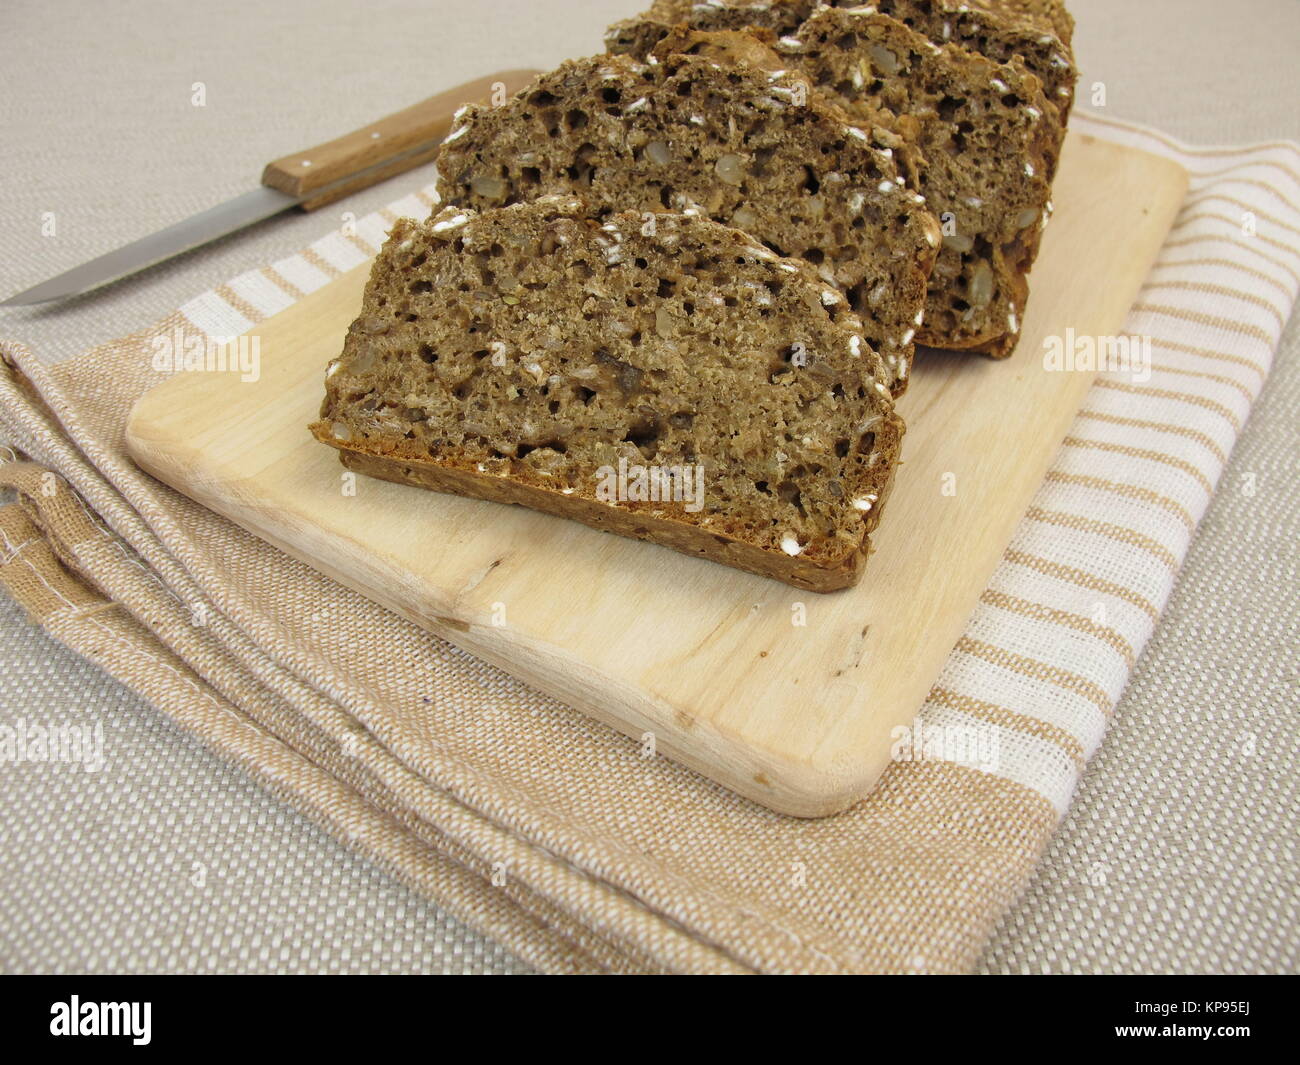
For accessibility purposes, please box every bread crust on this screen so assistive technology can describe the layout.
[315,410,903,592]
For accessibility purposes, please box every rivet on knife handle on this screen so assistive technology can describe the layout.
[261,70,540,212]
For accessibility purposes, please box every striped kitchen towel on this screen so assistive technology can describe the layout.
[0,111,1296,973]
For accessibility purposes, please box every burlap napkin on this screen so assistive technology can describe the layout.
[1,112,1296,973]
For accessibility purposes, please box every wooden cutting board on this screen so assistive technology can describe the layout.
[126,132,1187,817]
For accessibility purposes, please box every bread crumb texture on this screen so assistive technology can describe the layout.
[312,198,904,591]
[607,0,1076,354]
[435,45,940,391]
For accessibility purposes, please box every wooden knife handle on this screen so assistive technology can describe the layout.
[261,69,539,211]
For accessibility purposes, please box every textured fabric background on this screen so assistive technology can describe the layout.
[980,333,1299,974]
[0,0,1296,973]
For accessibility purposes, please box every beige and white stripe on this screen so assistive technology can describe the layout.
[912,110,1300,818]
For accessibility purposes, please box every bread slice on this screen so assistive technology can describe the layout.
[311,197,905,592]
[612,6,1066,355]
[882,0,1077,118]
[605,0,1077,120]
[434,49,940,394]
[764,8,1063,355]
[979,0,1075,51]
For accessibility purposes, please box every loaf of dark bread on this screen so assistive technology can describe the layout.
[979,1,1075,54]
[876,0,1076,118]
[759,7,1063,354]
[311,197,905,592]
[606,0,1077,119]
[434,48,941,394]
[609,1,1071,355]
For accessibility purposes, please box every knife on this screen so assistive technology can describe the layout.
[1,70,540,307]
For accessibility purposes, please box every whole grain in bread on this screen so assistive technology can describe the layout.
[763,7,1063,354]
[622,6,1065,355]
[312,198,905,592]
[605,0,1077,120]
[434,48,940,393]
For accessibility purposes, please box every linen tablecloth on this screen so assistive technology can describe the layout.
[2,105,1295,972]
[1,0,1296,973]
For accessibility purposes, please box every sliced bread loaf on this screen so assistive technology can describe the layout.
[614,5,1066,355]
[980,1,1075,52]
[311,197,905,592]
[765,7,1063,355]
[605,0,1077,120]
[879,0,1076,118]
[433,49,941,394]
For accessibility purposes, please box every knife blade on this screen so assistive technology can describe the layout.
[1,69,540,307]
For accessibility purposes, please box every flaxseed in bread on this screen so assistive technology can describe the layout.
[312,197,905,592]
[434,49,940,393]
